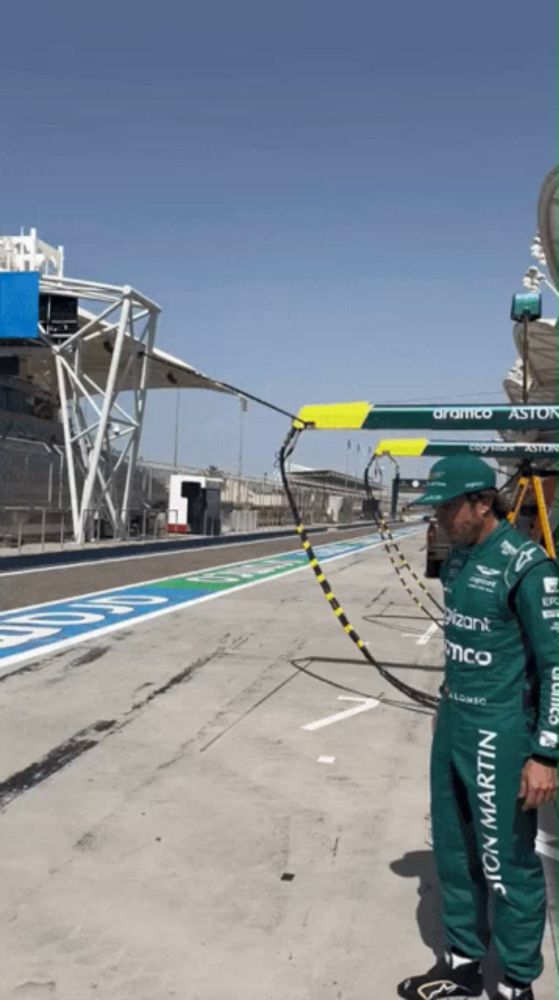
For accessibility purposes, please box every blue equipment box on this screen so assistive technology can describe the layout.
[0,272,40,339]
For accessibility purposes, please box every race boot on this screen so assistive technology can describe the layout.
[397,951,483,999]
[492,981,534,1000]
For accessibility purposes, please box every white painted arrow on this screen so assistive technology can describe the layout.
[302,695,380,732]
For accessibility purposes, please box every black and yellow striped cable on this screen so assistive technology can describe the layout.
[364,458,444,625]
[279,428,439,711]
[295,521,369,649]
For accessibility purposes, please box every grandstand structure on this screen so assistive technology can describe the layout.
[0,230,233,544]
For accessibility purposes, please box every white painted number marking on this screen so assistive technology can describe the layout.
[302,696,379,732]
[416,622,440,645]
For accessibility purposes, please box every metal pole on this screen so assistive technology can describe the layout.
[173,389,180,469]
[522,315,529,404]
[47,460,53,505]
[58,449,64,508]
[55,354,81,540]
[121,311,156,523]
[391,473,400,520]
[238,397,247,480]
[78,295,131,543]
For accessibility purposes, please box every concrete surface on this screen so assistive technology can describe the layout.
[0,533,555,999]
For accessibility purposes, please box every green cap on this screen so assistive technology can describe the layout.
[413,455,496,506]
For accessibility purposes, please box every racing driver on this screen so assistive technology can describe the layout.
[397,455,558,1000]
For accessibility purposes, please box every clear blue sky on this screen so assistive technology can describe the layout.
[0,1,555,477]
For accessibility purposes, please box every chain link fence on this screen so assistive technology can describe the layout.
[0,441,372,548]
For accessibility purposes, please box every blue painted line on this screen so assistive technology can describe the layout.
[0,529,418,674]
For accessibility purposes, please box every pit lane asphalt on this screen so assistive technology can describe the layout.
[0,525,375,612]
[0,529,554,1000]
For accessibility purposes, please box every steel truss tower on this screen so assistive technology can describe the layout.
[1,231,160,544]
[43,275,159,544]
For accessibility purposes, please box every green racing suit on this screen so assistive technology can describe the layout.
[432,519,558,984]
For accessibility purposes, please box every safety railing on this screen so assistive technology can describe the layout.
[0,506,181,552]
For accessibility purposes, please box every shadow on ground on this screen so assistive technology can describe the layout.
[390,849,501,996]
[290,655,437,716]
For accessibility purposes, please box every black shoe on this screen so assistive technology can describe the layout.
[492,982,534,1000]
[397,953,483,1000]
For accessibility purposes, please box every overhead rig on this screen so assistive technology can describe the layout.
[292,401,559,432]
[278,400,559,710]
[373,437,558,560]
[373,439,559,460]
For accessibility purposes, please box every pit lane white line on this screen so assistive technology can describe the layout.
[0,533,329,578]
[3,534,409,618]
[302,696,380,731]
[1,526,423,579]
[0,533,419,674]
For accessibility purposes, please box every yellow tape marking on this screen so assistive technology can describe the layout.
[295,401,370,430]
[374,437,429,457]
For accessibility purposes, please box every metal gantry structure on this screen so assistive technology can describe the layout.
[46,275,159,544]
[0,230,231,545]
[0,231,161,544]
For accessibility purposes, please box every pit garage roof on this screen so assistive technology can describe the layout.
[502,319,557,446]
[538,167,558,289]
[503,318,557,408]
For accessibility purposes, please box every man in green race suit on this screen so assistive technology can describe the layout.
[398,456,557,1000]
